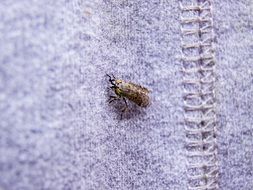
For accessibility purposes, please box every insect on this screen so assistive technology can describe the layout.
[107,74,150,116]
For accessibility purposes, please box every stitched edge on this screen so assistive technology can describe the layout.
[180,1,219,189]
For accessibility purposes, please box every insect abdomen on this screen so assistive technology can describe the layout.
[120,82,150,107]
[127,92,150,107]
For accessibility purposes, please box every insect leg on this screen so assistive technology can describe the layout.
[123,97,128,107]
[120,98,129,119]
[108,95,120,103]
[109,95,117,99]
[110,86,116,89]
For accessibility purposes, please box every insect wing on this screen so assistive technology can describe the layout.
[122,82,150,107]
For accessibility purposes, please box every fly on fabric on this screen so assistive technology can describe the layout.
[107,74,150,118]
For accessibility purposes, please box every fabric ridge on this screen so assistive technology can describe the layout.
[180,0,219,189]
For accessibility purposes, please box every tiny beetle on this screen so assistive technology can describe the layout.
[107,74,150,116]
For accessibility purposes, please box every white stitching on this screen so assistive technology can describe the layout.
[180,0,219,189]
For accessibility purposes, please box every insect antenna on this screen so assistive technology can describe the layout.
[106,73,116,86]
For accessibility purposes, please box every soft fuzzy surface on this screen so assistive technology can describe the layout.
[214,1,253,189]
[0,0,252,189]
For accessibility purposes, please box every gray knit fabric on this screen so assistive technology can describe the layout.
[0,0,252,190]
[214,1,253,189]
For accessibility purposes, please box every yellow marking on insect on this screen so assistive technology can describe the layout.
[107,74,151,116]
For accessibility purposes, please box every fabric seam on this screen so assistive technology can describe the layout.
[180,1,219,189]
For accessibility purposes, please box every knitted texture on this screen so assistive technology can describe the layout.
[0,0,252,190]
[214,0,253,189]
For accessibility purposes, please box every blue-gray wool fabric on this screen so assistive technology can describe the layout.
[0,0,252,190]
